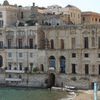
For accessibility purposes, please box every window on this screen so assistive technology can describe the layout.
[60,39,64,49]
[99,19,100,22]
[29,39,33,48]
[8,62,12,70]
[60,56,66,73]
[71,13,72,17]
[19,63,22,70]
[98,53,100,58]
[8,52,12,57]
[72,64,76,74]
[71,38,76,49]
[84,53,89,58]
[18,39,23,48]
[19,53,23,57]
[84,37,89,49]
[0,41,3,48]
[83,17,85,21]
[0,20,3,27]
[30,63,33,71]
[95,18,97,22]
[91,37,95,47]
[50,39,54,49]
[8,74,12,78]
[85,64,89,75]
[8,39,12,48]
[49,56,56,68]
[19,75,22,79]
[98,37,100,48]
[30,53,33,57]
[40,64,44,71]
[72,53,76,58]
[21,12,23,19]
[0,12,2,18]
[0,55,3,67]
[98,65,100,75]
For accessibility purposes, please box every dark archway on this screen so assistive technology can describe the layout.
[46,73,55,88]
[60,56,66,73]
[49,56,56,68]
[0,55,3,67]
[49,73,55,86]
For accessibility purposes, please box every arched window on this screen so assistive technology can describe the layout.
[60,56,66,73]
[0,55,3,67]
[49,56,56,68]
[61,39,64,49]
[50,39,54,49]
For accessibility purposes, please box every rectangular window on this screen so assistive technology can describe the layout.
[84,53,89,58]
[19,53,23,57]
[29,39,33,49]
[91,37,95,47]
[99,65,100,75]
[30,53,33,58]
[71,37,76,49]
[8,52,12,57]
[72,64,76,74]
[0,41,3,48]
[84,37,89,49]
[85,64,89,75]
[72,53,76,58]
[98,37,100,48]
[8,39,12,48]
[18,39,23,49]
[19,63,22,70]
[0,20,3,27]
[8,62,12,70]
[98,53,100,58]
[0,12,2,18]
[61,39,64,49]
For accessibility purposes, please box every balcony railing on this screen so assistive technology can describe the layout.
[5,78,22,82]
[3,45,37,49]
[48,67,55,71]
[5,70,24,73]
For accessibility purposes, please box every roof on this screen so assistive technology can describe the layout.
[65,5,81,11]
[3,0,9,6]
[82,11,100,16]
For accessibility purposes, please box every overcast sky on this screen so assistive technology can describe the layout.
[0,0,99,13]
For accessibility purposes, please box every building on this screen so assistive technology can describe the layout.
[82,11,100,24]
[1,0,100,88]
[46,5,62,15]
[0,25,46,82]
[63,5,81,24]
[40,24,100,88]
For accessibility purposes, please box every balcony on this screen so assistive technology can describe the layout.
[4,45,37,49]
[5,78,22,82]
[5,70,24,74]
[48,67,55,73]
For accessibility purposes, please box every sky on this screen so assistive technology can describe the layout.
[0,0,100,13]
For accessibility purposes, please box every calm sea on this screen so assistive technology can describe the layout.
[0,87,67,100]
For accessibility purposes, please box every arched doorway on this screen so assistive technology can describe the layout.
[49,73,55,86]
[0,55,3,67]
[49,56,56,68]
[60,56,66,73]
